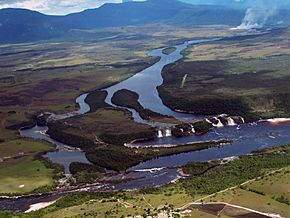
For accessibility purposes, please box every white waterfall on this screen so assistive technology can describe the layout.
[157,130,163,138]
[227,117,237,126]
[240,117,245,123]
[191,125,196,133]
[212,117,224,128]
[165,129,172,137]
[190,124,196,133]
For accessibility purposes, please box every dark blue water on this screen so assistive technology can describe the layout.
[133,121,290,170]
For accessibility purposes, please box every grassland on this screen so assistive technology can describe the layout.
[201,166,290,218]
[0,139,55,194]
[159,28,290,120]
[180,144,290,197]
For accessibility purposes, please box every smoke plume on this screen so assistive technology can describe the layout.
[237,7,277,29]
[233,2,279,30]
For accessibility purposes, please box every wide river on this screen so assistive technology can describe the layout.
[2,33,290,212]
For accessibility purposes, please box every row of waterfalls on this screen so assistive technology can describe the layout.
[156,115,245,138]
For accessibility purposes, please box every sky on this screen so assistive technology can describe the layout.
[0,0,288,15]
[0,0,126,15]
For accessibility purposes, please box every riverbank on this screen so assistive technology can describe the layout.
[158,28,290,121]
[1,144,289,217]
[85,139,231,171]
[111,89,180,124]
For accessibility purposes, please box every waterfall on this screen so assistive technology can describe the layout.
[190,125,196,133]
[227,117,237,126]
[212,117,224,128]
[157,130,163,138]
[240,117,245,123]
[158,129,172,137]
[165,129,172,137]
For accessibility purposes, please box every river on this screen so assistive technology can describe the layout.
[2,33,290,212]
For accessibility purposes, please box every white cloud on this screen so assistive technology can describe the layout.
[0,0,123,15]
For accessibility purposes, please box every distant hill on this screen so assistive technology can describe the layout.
[183,0,290,9]
[0,8,67,43]
[0,0,288,43]
[63,0,244,29]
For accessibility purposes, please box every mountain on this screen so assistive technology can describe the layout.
[0,0,288,43]
[183,0,290,9]
[63,0,244,29]
[0,8,68,43]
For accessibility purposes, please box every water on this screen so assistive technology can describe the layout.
[5,34,290,212]
[20,36,290,187]
[105,39,220,123]
[20,93,91,174]
[132,121,290,170]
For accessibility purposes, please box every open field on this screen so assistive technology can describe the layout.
[180,144,290,197]
[0,139,55,194]
[201,166,290,218]
[183,29,290,61]
[159,28,290,120]
[0,156,53,194]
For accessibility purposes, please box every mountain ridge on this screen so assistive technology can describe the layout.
[0,0,289,43]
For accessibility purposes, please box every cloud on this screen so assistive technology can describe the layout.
[0,0,123,15]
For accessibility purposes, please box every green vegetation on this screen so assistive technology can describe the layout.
[84,90,110,113]
[0,157,53,194]
[275,195,290,206]
[180,144,290,197]
[0,24,232,141]
[182,161,219,176]
[172,120,213,137]
[204,166,290,218]
[2,144,289,218]
[86,140,229,171]
[69,162,105,184]
[160,28,290,120]
[162,47,177,55]
[45,107,227,172]
[48,108,156,147]
[0,139,57,194]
